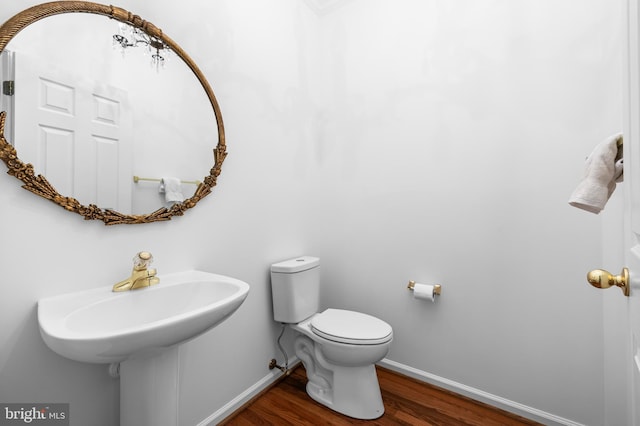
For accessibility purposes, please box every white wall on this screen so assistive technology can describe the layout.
[307,0,621,424]
[0,1,319,425]
[0,1,620,425]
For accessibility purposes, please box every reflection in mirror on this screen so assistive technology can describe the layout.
[0,2,226,224]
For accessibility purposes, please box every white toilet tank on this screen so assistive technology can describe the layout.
[270,256,320,323]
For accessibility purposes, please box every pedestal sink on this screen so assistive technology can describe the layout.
[37,270,249,426]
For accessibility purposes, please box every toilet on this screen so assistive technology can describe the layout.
[270,256,393,420]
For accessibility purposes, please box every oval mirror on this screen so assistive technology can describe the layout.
[0,2,226,225]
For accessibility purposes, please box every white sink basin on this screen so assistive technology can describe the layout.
[38,270,249,364]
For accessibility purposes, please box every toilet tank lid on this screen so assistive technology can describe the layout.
[271,256,320,273]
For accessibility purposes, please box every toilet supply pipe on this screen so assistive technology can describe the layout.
[268,324,292,375]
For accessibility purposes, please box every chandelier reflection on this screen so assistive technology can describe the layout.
[112,23,171,70]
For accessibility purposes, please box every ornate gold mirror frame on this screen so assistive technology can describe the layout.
[0,1,226,225]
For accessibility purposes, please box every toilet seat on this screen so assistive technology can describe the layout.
[311,308,392,345]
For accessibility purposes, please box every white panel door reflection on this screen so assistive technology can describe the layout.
[14,51,132,212]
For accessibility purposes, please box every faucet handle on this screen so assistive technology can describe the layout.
[133,251,153,268]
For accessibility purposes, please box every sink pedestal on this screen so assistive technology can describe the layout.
[120,346,180,426]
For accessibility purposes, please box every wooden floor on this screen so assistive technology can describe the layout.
[220,366,541,425]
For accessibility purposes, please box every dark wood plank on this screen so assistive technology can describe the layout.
[220,366,542,425]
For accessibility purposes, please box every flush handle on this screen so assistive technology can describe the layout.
[587,267,630,296]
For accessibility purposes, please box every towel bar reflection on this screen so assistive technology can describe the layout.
[133,176,201,185]
[407,280,441,295]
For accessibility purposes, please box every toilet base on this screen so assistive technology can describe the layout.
[305,363,384,419]
[294,333,385,420]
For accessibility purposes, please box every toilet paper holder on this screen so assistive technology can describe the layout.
[407,280,441,295]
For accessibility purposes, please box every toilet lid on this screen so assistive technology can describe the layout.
[311,309,393,345]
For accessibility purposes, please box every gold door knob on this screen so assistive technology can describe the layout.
[586,267,630,296]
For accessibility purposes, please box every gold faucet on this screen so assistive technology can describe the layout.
[112,251,160,292]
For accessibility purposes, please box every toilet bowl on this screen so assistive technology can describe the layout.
[270,256,393,419]
[291,309,392,419]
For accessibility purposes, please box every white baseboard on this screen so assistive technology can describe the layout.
[378,358,585,426]
[197,357,300,426]
[199,356,585,426]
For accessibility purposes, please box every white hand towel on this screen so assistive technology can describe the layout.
[160,177,184,203]
[568,133,623,214]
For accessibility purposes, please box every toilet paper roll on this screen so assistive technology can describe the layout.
[412,283,436,302]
